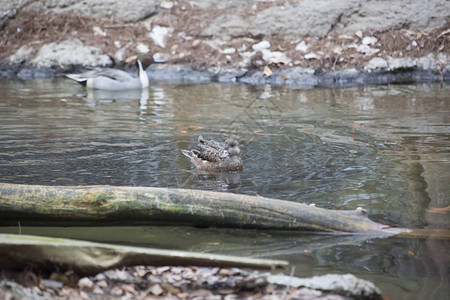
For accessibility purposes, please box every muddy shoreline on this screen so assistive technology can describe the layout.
[1,0,449,87]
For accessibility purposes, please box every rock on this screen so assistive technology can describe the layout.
[362,36,377,45]
[252,41,271,52]
[25,0,161,22]
[29,39,112,68]
[417,53,439,70]
[304,53,320,60]
[148,284,164,296]
[248,0,360,38]
[342,0,450,34]
[149,26,173,48]
[221,48,236,54]
[92,287,104,295]
[153,52,170,62]
[387,56,417,70]
[92,26,106,37]
[365,57,388,71]
[8,45,35,64]
[96,280,108,289]
[160,1,173,9]
[295,41,309,52]
[40,279,64,290]
[200,15,249,40]
[261,49,291,64]
[266,273,381,299]
[136,43,150,53]
[78,277,94,291]
[356,44,380,56]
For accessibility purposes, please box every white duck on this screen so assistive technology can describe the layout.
[65,55,164,90]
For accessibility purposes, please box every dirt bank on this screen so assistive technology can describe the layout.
[0,0,449,84]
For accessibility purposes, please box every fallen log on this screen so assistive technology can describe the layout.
[0,183,405,235]
[0,233,288,275]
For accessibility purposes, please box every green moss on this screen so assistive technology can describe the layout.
[5,234,64,242]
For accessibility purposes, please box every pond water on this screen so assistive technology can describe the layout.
[0,78,449,299]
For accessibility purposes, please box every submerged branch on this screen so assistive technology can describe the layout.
[0,233,288,275]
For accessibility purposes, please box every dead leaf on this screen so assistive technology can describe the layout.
[177,292,189,298]
[121,284,137,295]
[408,251,414,256]
[426,206,450,214]
[263,66,272,77]
[181,125,203,131]
[204,242,220,245]
[161,282,180,294]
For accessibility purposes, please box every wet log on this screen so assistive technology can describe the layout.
[0,233,288,275]
[0,183,404,235]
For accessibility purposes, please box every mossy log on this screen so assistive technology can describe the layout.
[0,233,288,275]
[0,183,404,235]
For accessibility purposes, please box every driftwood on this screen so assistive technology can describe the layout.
[0,233,288,275]
[0,183,405,235]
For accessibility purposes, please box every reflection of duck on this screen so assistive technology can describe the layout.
[182,136,243,172]
[65,55,164,90]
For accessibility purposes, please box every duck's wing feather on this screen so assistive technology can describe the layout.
[198,136,225,150]
[65,68,135,83]
[197,144,227,162]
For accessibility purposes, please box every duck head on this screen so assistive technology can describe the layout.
[223,139,240,157]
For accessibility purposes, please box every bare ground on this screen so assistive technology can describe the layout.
[0,266,380,300]
[1,4,449,73]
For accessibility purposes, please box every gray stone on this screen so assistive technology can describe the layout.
[266,273,381,299]
[341,0,450,34]
[417,54,438,70]
[248,0,359,38]
[30,38,112,68]
[8,45,36,64]
[201,15,249,40]
[295,41,309,52]
[387,56,417,71]
[198,0,449,40]
[365,57,388,71]
[26,0,160,22]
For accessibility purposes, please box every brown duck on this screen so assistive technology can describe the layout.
[182,136,243,172]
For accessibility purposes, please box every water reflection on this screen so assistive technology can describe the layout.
[0,79,449,299]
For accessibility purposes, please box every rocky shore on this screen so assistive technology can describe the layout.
[1,0,449,87]
[1,266,383,300]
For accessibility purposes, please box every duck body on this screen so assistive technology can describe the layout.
[182,136,243,172]
[65,55,163,90]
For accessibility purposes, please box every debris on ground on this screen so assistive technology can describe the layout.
[0,266,382,299]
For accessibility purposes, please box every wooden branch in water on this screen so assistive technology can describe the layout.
[0,183,404,235]
[0,233,288,275]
